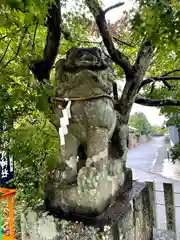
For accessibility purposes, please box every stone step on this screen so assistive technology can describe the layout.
[153,228,176,240]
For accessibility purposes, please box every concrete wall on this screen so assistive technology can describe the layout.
[128,134,151,149]
[168,126,180,145]
[128,133,137,149]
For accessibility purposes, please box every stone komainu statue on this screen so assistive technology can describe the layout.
[45,47,132,216]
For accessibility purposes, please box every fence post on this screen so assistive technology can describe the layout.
[163,183,176,234]
[146,181,157,228]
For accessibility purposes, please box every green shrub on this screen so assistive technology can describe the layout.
[8,118,60,206]
[170,143,180,163]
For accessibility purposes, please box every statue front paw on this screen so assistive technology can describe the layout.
[52,168,77,185]
[77,167,98,192]
[77,166,106,192]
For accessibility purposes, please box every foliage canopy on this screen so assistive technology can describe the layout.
[129,112,152,135]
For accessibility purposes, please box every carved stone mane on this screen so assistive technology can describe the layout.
[65,47,109,70]
[55,47,114,99]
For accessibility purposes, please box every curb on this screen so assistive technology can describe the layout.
[170,139,174,148]
[132,167,180,183]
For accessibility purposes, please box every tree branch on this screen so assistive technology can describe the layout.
[0,39,12,63]
[0,35,8,41]
[163,80,172,90]
[0,27,28,42]
[62,27,104,46]
[135,96,180,107]
[162,69,180,77]
[133,40,155,77]
[150,82,155,94]
[30,0,62,82]
[62,26,73,42]
[139,76,180,91]
[32,23,38,50]
[85,0,134,78]
[103,2,124,15]
[161,70,180,89]
[139,70,180,91]
[4,28,28,68]
[27,30,33,47]
[113,36,140,47]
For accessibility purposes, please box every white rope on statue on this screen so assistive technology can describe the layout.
[59,98,72,146]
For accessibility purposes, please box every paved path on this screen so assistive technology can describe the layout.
[127,137,180,239]
[127,136,165,172]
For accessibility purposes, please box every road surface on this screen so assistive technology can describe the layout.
[127,136,165,172]
[127,136,180,239]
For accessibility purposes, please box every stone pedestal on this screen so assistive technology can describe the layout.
[21,182,153,240]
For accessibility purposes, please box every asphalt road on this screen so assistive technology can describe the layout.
[127,136,165,171]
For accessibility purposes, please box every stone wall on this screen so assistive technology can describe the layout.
[128,133,137,149]
[168,126,180,145]
[21,182,153,240]
[128,134,151,149]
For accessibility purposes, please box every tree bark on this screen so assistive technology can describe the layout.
[85,0,134,78]
[30,0,62,82]
[135,96,180,107]
[139,76,180,91]
[115,41,155,121]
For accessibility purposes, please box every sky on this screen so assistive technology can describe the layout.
[103,0,135,22]
[64,0,166,126]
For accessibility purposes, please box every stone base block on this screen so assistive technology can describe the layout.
[21,182,153,240]
[45,168,133,216]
